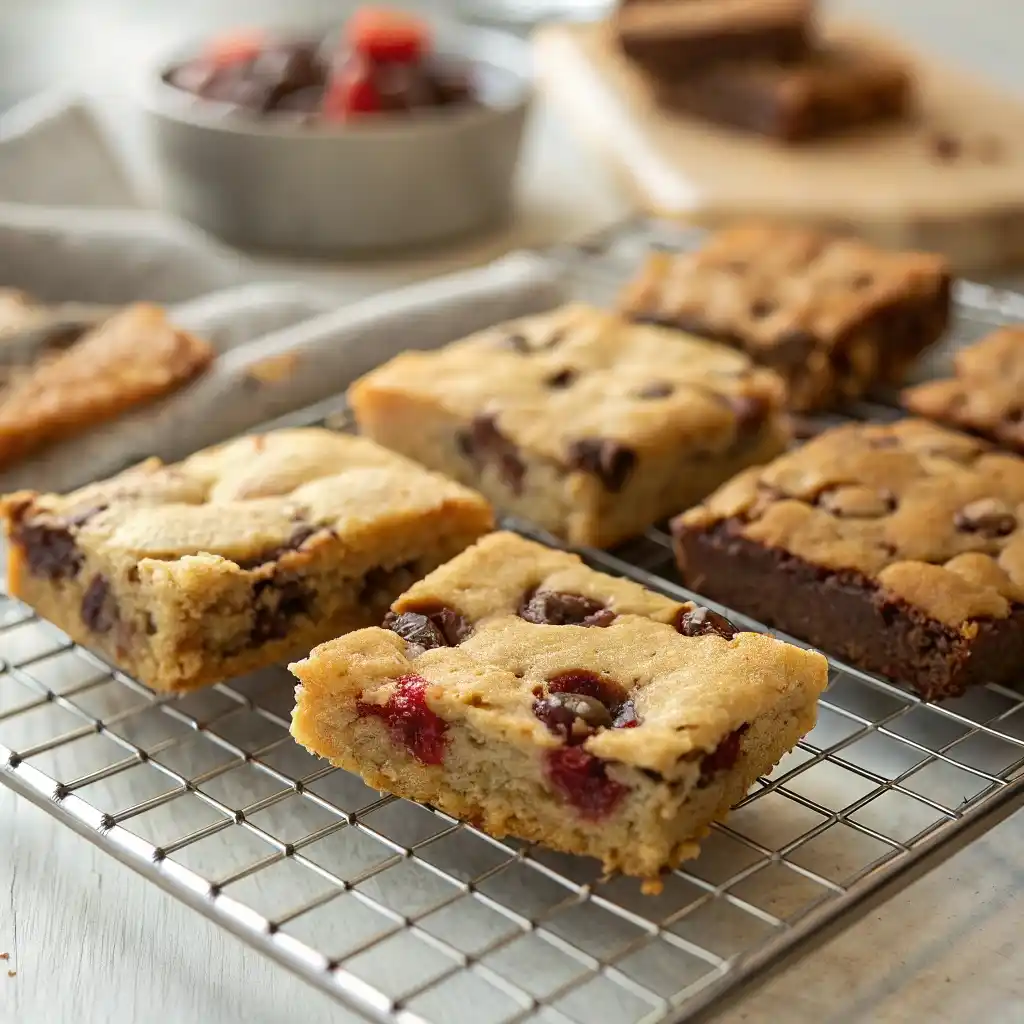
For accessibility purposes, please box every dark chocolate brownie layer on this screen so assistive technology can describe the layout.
[674,520,1024,700]
[652,42,912,142]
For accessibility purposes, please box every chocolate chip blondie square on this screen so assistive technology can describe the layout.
[620,224,951,411]
[348,304,790,548]
[903,327,1024,454]
[2,429,493,692]
[673,419,1024,700]
[291,532,828,880]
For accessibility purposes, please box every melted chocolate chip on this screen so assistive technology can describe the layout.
[251,575,312,645]
[612,699,640,729]
[750,299,776,319]
[519,589,614,627]
[818,486,897,519]
[502,332,530,353]
[12,504,106,581]
[851,273,874,290]
[238,523,321,570]
[930,132,962,162]
[81,574,118,634]
[545,368,577,389]
[456,414,526,495]
[954,499,1017,538]
[635,381,674,400]
[534,691,613,742]
[726,393,770,436]
[384,611,446,651]
[567,439,637,493]
[384,602,471,649]
[548,670,627,711]
[773,329,817,369]
[676,606,739,640]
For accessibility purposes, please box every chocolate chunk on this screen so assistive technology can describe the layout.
[954,498,1017,538]
[635,381,674,400]
[81,574,117,634]
[383,611,446,651]
[774,329,817,369]
[547,669,627,710]
[251,575,312,644]
[519,589,614,627]
[676,605,739,640]
[750,299,776,319]
[534,692,613,743]
[384,602,471,649]
[726,393,770,436]
[457,414,526,495]
[237,523,320,570]
[545,368,578,389]
[12,504,106,581]
[567,438,637,493]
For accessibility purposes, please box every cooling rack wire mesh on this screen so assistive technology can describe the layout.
[4,219,1024,1024]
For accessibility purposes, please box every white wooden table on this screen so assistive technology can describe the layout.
[4,2,1024,1022]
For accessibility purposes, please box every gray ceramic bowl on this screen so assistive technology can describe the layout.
[141,22,532,254]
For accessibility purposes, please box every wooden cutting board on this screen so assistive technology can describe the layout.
[534,19,1024,271]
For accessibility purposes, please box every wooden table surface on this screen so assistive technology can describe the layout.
[4,2,1024,1023]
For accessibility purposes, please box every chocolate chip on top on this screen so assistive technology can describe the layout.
[953,498,1017,538]
[519,588,616,627]
[818,485,897,519]
[676,605,739,640]
[567,438,637,493]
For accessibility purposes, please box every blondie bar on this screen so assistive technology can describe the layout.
[615,0,812,75]
[2,429,493,692]
[652,41,912,142]
[620,225,951,411]
[0,303,213,469]
[291,532,827,879]
[903,327,1024,454]
[348,304,789,548]
[673,419,1024,700]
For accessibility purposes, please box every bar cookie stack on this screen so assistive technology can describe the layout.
[614,0,914,142]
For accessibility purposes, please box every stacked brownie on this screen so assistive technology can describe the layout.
[614,0,914,142]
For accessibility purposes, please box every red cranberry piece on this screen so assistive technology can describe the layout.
[356,674,447,765]
[347,8,430,64]
[534,692,613,743]
[518,588,614,627]
[675,606,739,640]
[545,748,628,820]
[567,438,637,493]
[698,724,749,788]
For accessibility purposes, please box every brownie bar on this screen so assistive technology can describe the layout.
[291,532,828,880]
[652,42,912,142]
[2,429,493,692]
[615,0,812,75]
[903,327,1024,454]
[619,224,951,412]
[672,419,1024,699]
[348,303,790,548]
[0,303,214,470]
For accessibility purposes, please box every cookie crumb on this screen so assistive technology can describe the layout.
[978,134,1004,163]
[0,953,9,961]
[640,876,665,896]
[929,132,961,162]
[7,970,15,978]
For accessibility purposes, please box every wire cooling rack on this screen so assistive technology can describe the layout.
[4,219,1024,1024]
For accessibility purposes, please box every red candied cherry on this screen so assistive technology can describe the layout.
[346,7,430,64]
[356,673,447,765]
[322,59,381,120]
[698,724,749,788]
[204,28,267,67]
[545,748,628,820]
